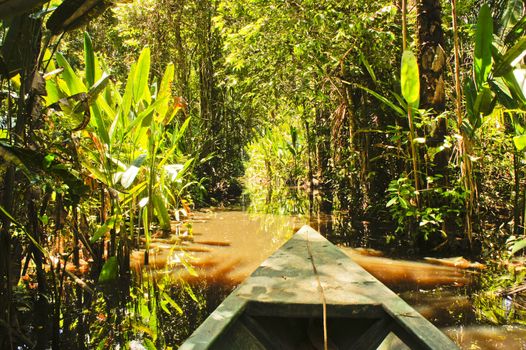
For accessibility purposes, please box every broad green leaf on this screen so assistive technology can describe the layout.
[90,217,116,243]
[160,64,174,96]
[45,78,61,106]
[121,154,147,189]
[152,193,171,231]
[94,54,103,83]
[354,84,405,116]
[87,73,111,102]
[386,197,397,207]
[125,96,167,135]
[494,36,526,77]
[157,118,192,168]
[96,94,116,123]
[511,238,526,255]
[464,78,477,119]
[505,12,526,45]
[511,114,525,135]
[401,50,420,109]
[175,158,194,181]
[136,127,152,152]
[55,52,86,95]
[163,104,181,127]
[57,78,71,97]
[490,78,518,109]
[133,47,151,103]
[109,110,121,141]
[98,256,118,283]
[84,32,95,87]
[174,117,191,143]
[474,4,493,88]
[473,85,495,117]
[157,63,174,121]
[121,62,136,124]
[513,135,526,151]
[90,103,110,145]
[43,49,56,72]
[512,68,526,101]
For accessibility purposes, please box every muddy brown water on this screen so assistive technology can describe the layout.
[133,209,526,349]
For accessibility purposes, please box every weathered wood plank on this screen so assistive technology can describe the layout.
[246,301,385,319]
[178,225,459,350]
[213,320,266,350]
[240,315,297,350]
[350,317,394,350]
[179,292,248,349]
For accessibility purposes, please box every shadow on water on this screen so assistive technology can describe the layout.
[158,209,526,349]
[28,208,525,349]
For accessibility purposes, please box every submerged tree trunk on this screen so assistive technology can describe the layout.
[315,108,333,214]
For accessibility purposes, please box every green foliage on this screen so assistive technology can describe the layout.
[474,4,494,89]
[243,122,308,214]
[467,6,526,128]
[46,34,196,236]
[401,50,420,109]
[98,256,118,283]
[14,34,200,348]
[6,1,526,347]
[494,36,526,77]
[510,237,526,255]
[473,264,526,326]
[386,175,466,242]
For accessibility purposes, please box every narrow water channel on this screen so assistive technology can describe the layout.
[137,209,526,349]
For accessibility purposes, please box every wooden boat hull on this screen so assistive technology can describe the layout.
[179,225,459,350]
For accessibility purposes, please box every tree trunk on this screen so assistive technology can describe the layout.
[173,0,190,102]
[315,108,333,214]
[0,12,42,349]
[416,0,447,166]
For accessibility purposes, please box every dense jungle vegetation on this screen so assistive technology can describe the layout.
[1,0,526,348]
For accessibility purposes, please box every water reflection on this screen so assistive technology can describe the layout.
[161,209,526,350]
[133,210,306,346]
[131,210,305,286]
[444,326,526,350]
[185,210,304,284]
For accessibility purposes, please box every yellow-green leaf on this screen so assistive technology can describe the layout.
[401,50,420,109]
[133,47,151,103]
[84,32,95,87]
[98,256,118,283]
[513,135,526,151]
[474,4,493,88]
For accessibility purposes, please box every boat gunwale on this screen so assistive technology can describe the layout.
[178,225,460,350]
